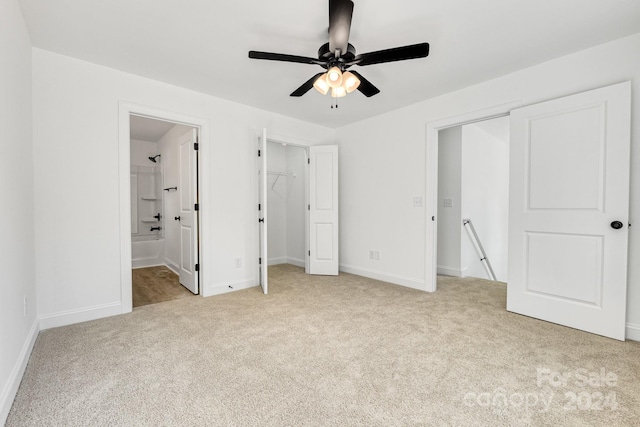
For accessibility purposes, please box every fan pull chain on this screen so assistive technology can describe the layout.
[330,93,339,109]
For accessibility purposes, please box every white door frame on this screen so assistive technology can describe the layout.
[118,101,210,313]
[262,133,311,274]
[424,100,523,292]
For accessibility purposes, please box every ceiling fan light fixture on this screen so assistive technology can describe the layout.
[331,86,347,98]
[342,71,360,93]
[326,66,343,88]
[313,73,330,95]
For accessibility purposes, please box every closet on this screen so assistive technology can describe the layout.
[266,141,307,267]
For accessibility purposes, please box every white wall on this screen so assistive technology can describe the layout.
[130,139,162,239]
[0,0,38,422]
[460,123,509,282]
[130,138,158,166]
[32,48,334,328]
[286,145,307,266]
[335,32,640,338]
[436,127,462,277]
[267,142,307,267]
[267,142,288,265]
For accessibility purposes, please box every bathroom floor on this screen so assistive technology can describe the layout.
[132,266,195,308]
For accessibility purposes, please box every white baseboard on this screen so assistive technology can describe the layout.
[268,257,286,266]
[437,265,463,277]
[39,301,122,330]
[0,318,39,425]
[286,257,305,268]
[204,279,258,297]
[164,259,179,275]
[626,323,640,342]
[339,264,425,291]
[132,258,164,269]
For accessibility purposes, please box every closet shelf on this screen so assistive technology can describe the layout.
[141,218,160,223]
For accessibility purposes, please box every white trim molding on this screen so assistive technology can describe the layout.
[424,100,524,293]
[0,318,39,424]
[339,264,425,291]
[625,323,640,342]
[286,257,305,268]
[205,279,258,297]
[118,101,211,314]
[437,265,464,277]
[39,302,122,330]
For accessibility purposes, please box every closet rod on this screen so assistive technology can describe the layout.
[267,170,295,176]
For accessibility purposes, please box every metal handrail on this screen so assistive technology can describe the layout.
[463,218,496,281]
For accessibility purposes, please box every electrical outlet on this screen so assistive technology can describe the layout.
[234,258,242,268]
[374,251,380,260]
[23,297,28,316]
[369,250,374,260]
[413,196,424,207]
[443,198,453,208]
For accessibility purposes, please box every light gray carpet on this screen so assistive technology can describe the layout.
[6,265,640,426]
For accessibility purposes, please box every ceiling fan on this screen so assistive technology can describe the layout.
[248,0,430,99]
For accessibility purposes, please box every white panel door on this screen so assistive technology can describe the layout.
[508,82,630,340]
[309,145,339,275]
[178,129,199,294]
[258,129,268,294]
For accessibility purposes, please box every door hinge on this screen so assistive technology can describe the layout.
[195,264,199,272]
[194,203,199,211]
[258,203,261,211]
[308,204,310,210]
[432,216,435,221]
[307,158,310,164]
[194,142,199,151]
[259,257,262,265]
[258,149,261,157]
[308,250,311,256]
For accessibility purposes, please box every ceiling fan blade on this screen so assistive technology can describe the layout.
[290,72,325,97]
[249,51,325,66]
[349,71,380,97]
[328,0,354,55]
[349,43,430,66]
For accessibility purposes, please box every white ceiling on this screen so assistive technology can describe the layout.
[130,115,176,142]
[471,116,510,144]
[18,0,640,129]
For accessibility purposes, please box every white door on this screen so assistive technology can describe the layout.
[258,129,268,294]
[178,129,199,294]
[309,145,339,275]
[507,82,631,340]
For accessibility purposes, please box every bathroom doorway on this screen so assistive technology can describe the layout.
[129,115,200,307]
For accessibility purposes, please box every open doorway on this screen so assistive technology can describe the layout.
[129,115,200,307]
[257,129,340,294]
[436,116,510,283]
[266,141,308,268]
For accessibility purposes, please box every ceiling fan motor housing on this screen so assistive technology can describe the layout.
[318,42,356,70]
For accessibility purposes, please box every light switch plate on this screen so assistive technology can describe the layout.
[443,198,453,207]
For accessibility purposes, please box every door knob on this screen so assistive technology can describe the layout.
[174,216,181,221]
[610,221,623,229]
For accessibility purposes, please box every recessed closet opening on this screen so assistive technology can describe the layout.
[436,116,510,283]
[266,141,308,269]
[129,115,200,307]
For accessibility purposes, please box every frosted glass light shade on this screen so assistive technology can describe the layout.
[331,86,347,98]
[313,73,330,95]
[326,67,343,88]
[342,71,360,93]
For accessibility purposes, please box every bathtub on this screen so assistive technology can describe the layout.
[131,236,165,269]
